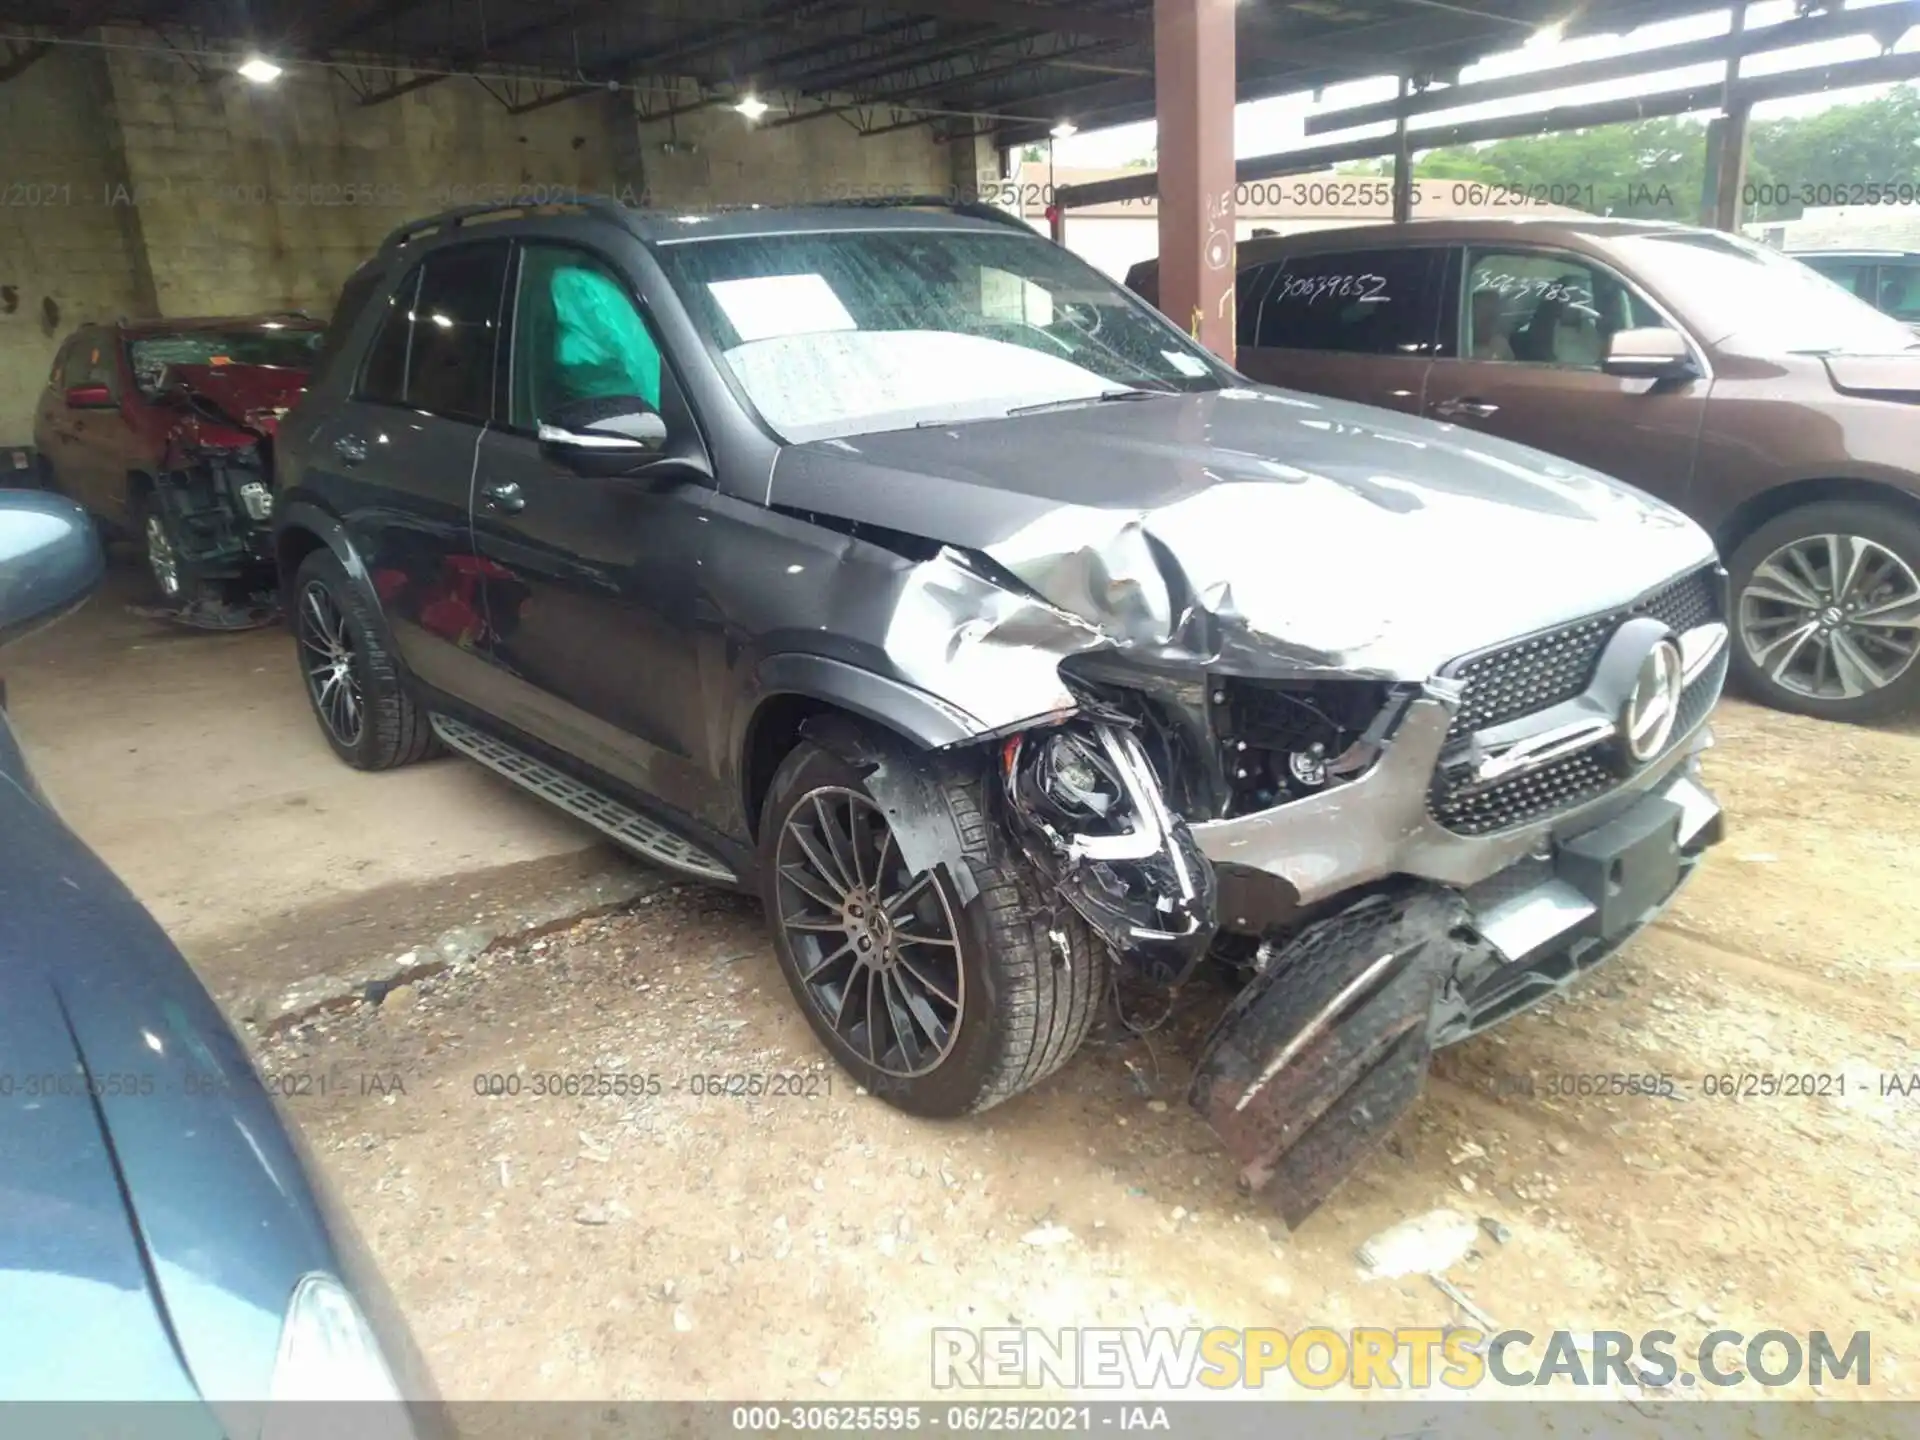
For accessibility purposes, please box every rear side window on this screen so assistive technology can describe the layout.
[354,241,509,422]
[1247,248,1444,357]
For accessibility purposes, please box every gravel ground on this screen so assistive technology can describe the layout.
[252,698,1920,1410]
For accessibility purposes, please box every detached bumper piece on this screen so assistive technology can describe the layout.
[1191,770,1719,1227]
[1189,887,1485,1229]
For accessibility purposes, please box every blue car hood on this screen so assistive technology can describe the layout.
[0,970,201,1403]
[0,765,351,1411]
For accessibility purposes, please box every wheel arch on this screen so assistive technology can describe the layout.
[1714,476,1920,558]
[737,655,986,842]
[273,501,397,646]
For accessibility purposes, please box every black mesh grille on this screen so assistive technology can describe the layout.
[1448,567,1720,737]
[1429,648,1728,836]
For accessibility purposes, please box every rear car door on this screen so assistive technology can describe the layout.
[468,239,723,829]
[306,239,509,703]
[1421,245,1708,508]
[1233,245,1446,415]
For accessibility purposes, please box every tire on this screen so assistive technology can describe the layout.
[133,486,203,605]
[1726,499,1920,723]
[291,547,439,770]
[758,737,1108,1118]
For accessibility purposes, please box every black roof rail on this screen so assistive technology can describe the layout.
[808,194,1033,232]
[376,194,632,253]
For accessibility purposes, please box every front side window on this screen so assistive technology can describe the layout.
[127,327,323,395]
[1877,263,1920,322]
[355,242,509,421]
[510,245,664,428]
[655,226,1231,442]
[1464,249,1670,369]
[1248,248,1442,357]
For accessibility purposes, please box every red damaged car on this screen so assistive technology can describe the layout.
[33,315,324,605]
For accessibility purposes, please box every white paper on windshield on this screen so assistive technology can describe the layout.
[708,274,857,343]
[1162,350,1209,377]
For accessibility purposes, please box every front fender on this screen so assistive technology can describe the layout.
[745,653,986,753]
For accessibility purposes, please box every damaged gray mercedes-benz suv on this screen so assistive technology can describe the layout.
[274,196,1727,1224]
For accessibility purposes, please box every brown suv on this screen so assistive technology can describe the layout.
[1128,218,1920,722]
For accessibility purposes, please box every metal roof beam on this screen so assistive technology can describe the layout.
[1304,0,1920,134]
[874,1,1149,43]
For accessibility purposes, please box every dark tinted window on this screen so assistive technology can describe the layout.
[1236,262,1282,348]
[1249,248,1443,356]
[354,242,507,421]
[408,243,508,421]
[311,259,391,388]
[358,269,419,406]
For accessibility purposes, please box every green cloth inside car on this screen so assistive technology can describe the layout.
[546,264,661,413]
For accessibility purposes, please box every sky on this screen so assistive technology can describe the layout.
[1049,0,1920,169]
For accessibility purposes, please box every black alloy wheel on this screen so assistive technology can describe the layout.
[773,786,964,1078]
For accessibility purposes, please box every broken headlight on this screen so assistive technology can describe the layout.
[1002,720,1217,988]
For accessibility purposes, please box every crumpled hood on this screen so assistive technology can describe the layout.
[165,362,308,436]
[770,386,1717,678]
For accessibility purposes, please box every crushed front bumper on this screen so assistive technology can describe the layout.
[1189,753,1722,1228]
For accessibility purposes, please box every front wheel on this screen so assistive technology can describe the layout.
[1727,500,1920,722]
[134,488,202,605]
[758,737,1108,1118]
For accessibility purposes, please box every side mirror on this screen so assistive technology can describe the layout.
[0,491,106,648]
[536,395,668,458]
[64,384,114,409]
[1602,328,1695,380]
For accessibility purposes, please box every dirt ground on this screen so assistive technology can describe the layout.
[243,696,1920,1410]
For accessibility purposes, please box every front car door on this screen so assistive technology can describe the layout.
[303,239,509,704]
[468,238,725,831]
[1421,244,1708,509]
[1233,245,1446,415]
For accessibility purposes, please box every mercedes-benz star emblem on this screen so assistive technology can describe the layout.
[1620,637,1684,764]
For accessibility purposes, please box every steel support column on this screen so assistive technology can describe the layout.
[1391,75,1413,223]
[1154,0,1236,360]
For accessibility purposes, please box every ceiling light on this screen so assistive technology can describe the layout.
[237,55,283,84]
[735,94,769,121]
[1050,120,1078,139]
[1526,20,1565,47]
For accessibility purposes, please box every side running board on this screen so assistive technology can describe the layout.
[429,714,736,884]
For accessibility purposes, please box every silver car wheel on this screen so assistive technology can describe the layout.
[297,580,365,748]
[145,513,182,599]
[1738,532,1920,700]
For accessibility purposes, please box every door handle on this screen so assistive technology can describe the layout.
[1431,397,1499,420]
[482,480,525,514]
[333,433,368,465]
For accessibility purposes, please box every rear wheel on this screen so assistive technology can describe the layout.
[1728,500,1920,722]
[292,547,439,770]
[758,737,1107,1117]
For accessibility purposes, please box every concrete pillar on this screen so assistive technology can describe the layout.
[1712,101,1751,233]
[1154,0,1236,360]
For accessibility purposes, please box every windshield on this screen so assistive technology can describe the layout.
[656,226,1232,441]
[129,327,324,395]
[1619,232,1917,355]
